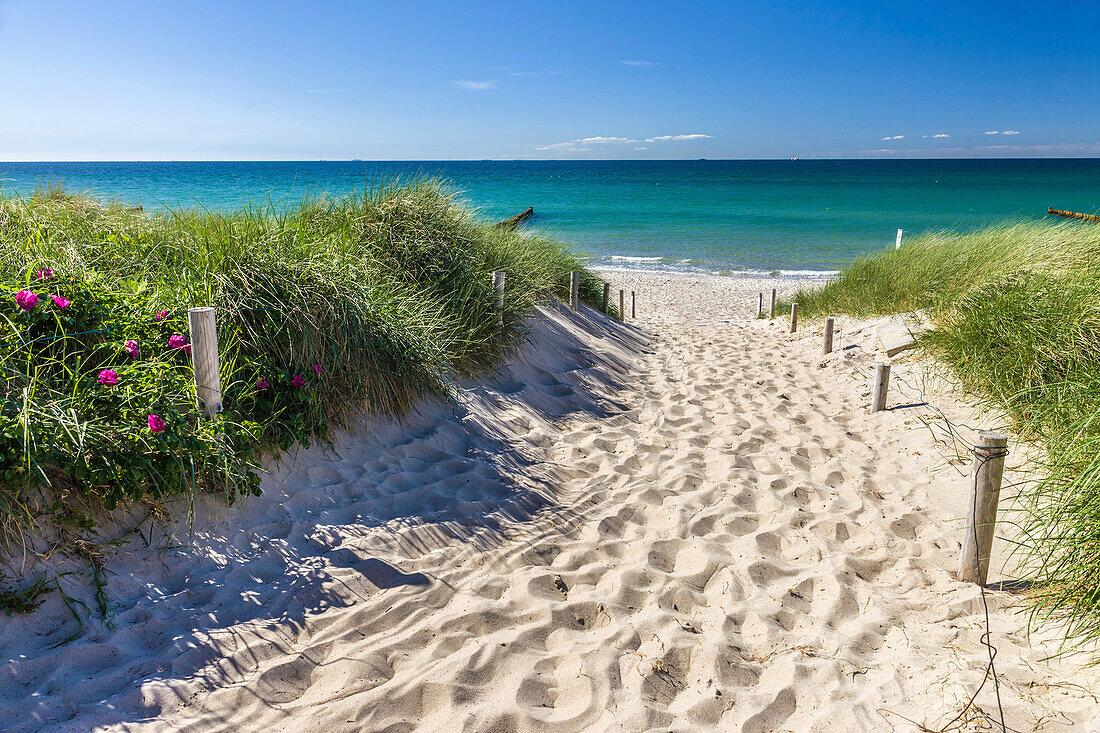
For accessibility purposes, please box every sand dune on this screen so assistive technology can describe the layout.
[2,274,1099,732]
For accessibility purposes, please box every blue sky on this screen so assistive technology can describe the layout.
[1,0,1098,160]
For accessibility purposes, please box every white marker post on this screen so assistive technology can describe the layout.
[895,228,904,249]
[569,271,580,310]
[492,271,505,325]
[187,307,222,419]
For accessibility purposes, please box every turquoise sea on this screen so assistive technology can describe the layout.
[2,160,1099,277]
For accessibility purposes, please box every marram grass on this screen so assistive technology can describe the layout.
[791,219,1100,652]
[0,179,613,548]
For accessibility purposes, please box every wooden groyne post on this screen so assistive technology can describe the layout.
[823,317,834,353]
[870,362,890,413]
[602,282,610,314]
[569,271,580,310]
[959,432,1009,585]
[1048,207,1100,223]
[789,303,798,333]
[619,289,625,320]
[188,307,222,419]
[492,271,505,325]
[770,288,777,319]
[757,292,764,318]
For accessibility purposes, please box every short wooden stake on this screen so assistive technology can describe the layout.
[492,271,505,325]
[757,292,763,318]
[619,289,625,320]
[789,303,798,333]
[870,362,890,413]
[569,270,580,310]
[895,228,903,249]
[958,432,1009,585]
[770,288,777,319]
[631,291,636,319]
[187,307,222,418]
[601,282,610,313]
[823,317,835,353]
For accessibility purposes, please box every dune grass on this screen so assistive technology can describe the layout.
[0,179,612,545]
[790,220,1100,650]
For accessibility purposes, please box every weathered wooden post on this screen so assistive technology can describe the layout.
[870,362,891,413]
[757,292,764,318]
[770,288,777,319]
[959,432,1009,585]
[602,282,610,313]
[187,307,222,418]
[631,291,636,319]
[492,271,505,325]
[569,271,580,310]
[789,303,798,333]
[823,317,835,353]
[619,289,625,320]
[895,228,903,249]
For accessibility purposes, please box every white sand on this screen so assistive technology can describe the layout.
[2,273,1099,732]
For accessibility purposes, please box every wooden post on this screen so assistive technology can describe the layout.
[631,291,636,319]
[601,282,610,313]
[789,303,798,333]
[619,289,625,320]
[187,307,222,418]
[770,288,777,319]
[823,317,835,353]
[569,270,580,310]
[757,292,763,318]
[958,432,1009,585]
[870,362,890,413]
[492,271,505,325]
[895,228,903,249]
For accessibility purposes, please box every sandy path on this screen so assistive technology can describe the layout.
[3,274,1098,732]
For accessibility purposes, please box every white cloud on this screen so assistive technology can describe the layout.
[881,135,904,140]
[984,130,1000,135]
[577,136,639,144]
[922,133,950,138]
[1003,130,1020,135]
[634,146,648,150]
[619,60,657,67]
[644,133,712,142]
[536,133,711,151]
[454,80,497,91]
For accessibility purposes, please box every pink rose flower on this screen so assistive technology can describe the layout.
[147,414,166,433]
[51,295,71,309]
[313,363,322,375]
[255,378,270,391]
[168,334,192,355]
[98,369,118,386]
[15,290,38,311]
[35,269,55,280]
[124,339,139,359]
[155,310,169,321]
[291,374,306,388]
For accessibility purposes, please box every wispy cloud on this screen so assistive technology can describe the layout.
[619,60,658,67]
[881,135,904,140]
[454,80,497,91]
[535,132,711,152]
[984,130,1000,135]
[509,70,566,77]
[1003,130,1021,135]
[922,133,951,138]
[645,133,712,142]
[634,146,648,151]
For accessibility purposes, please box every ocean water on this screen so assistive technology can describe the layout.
[2,160,1098,277]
